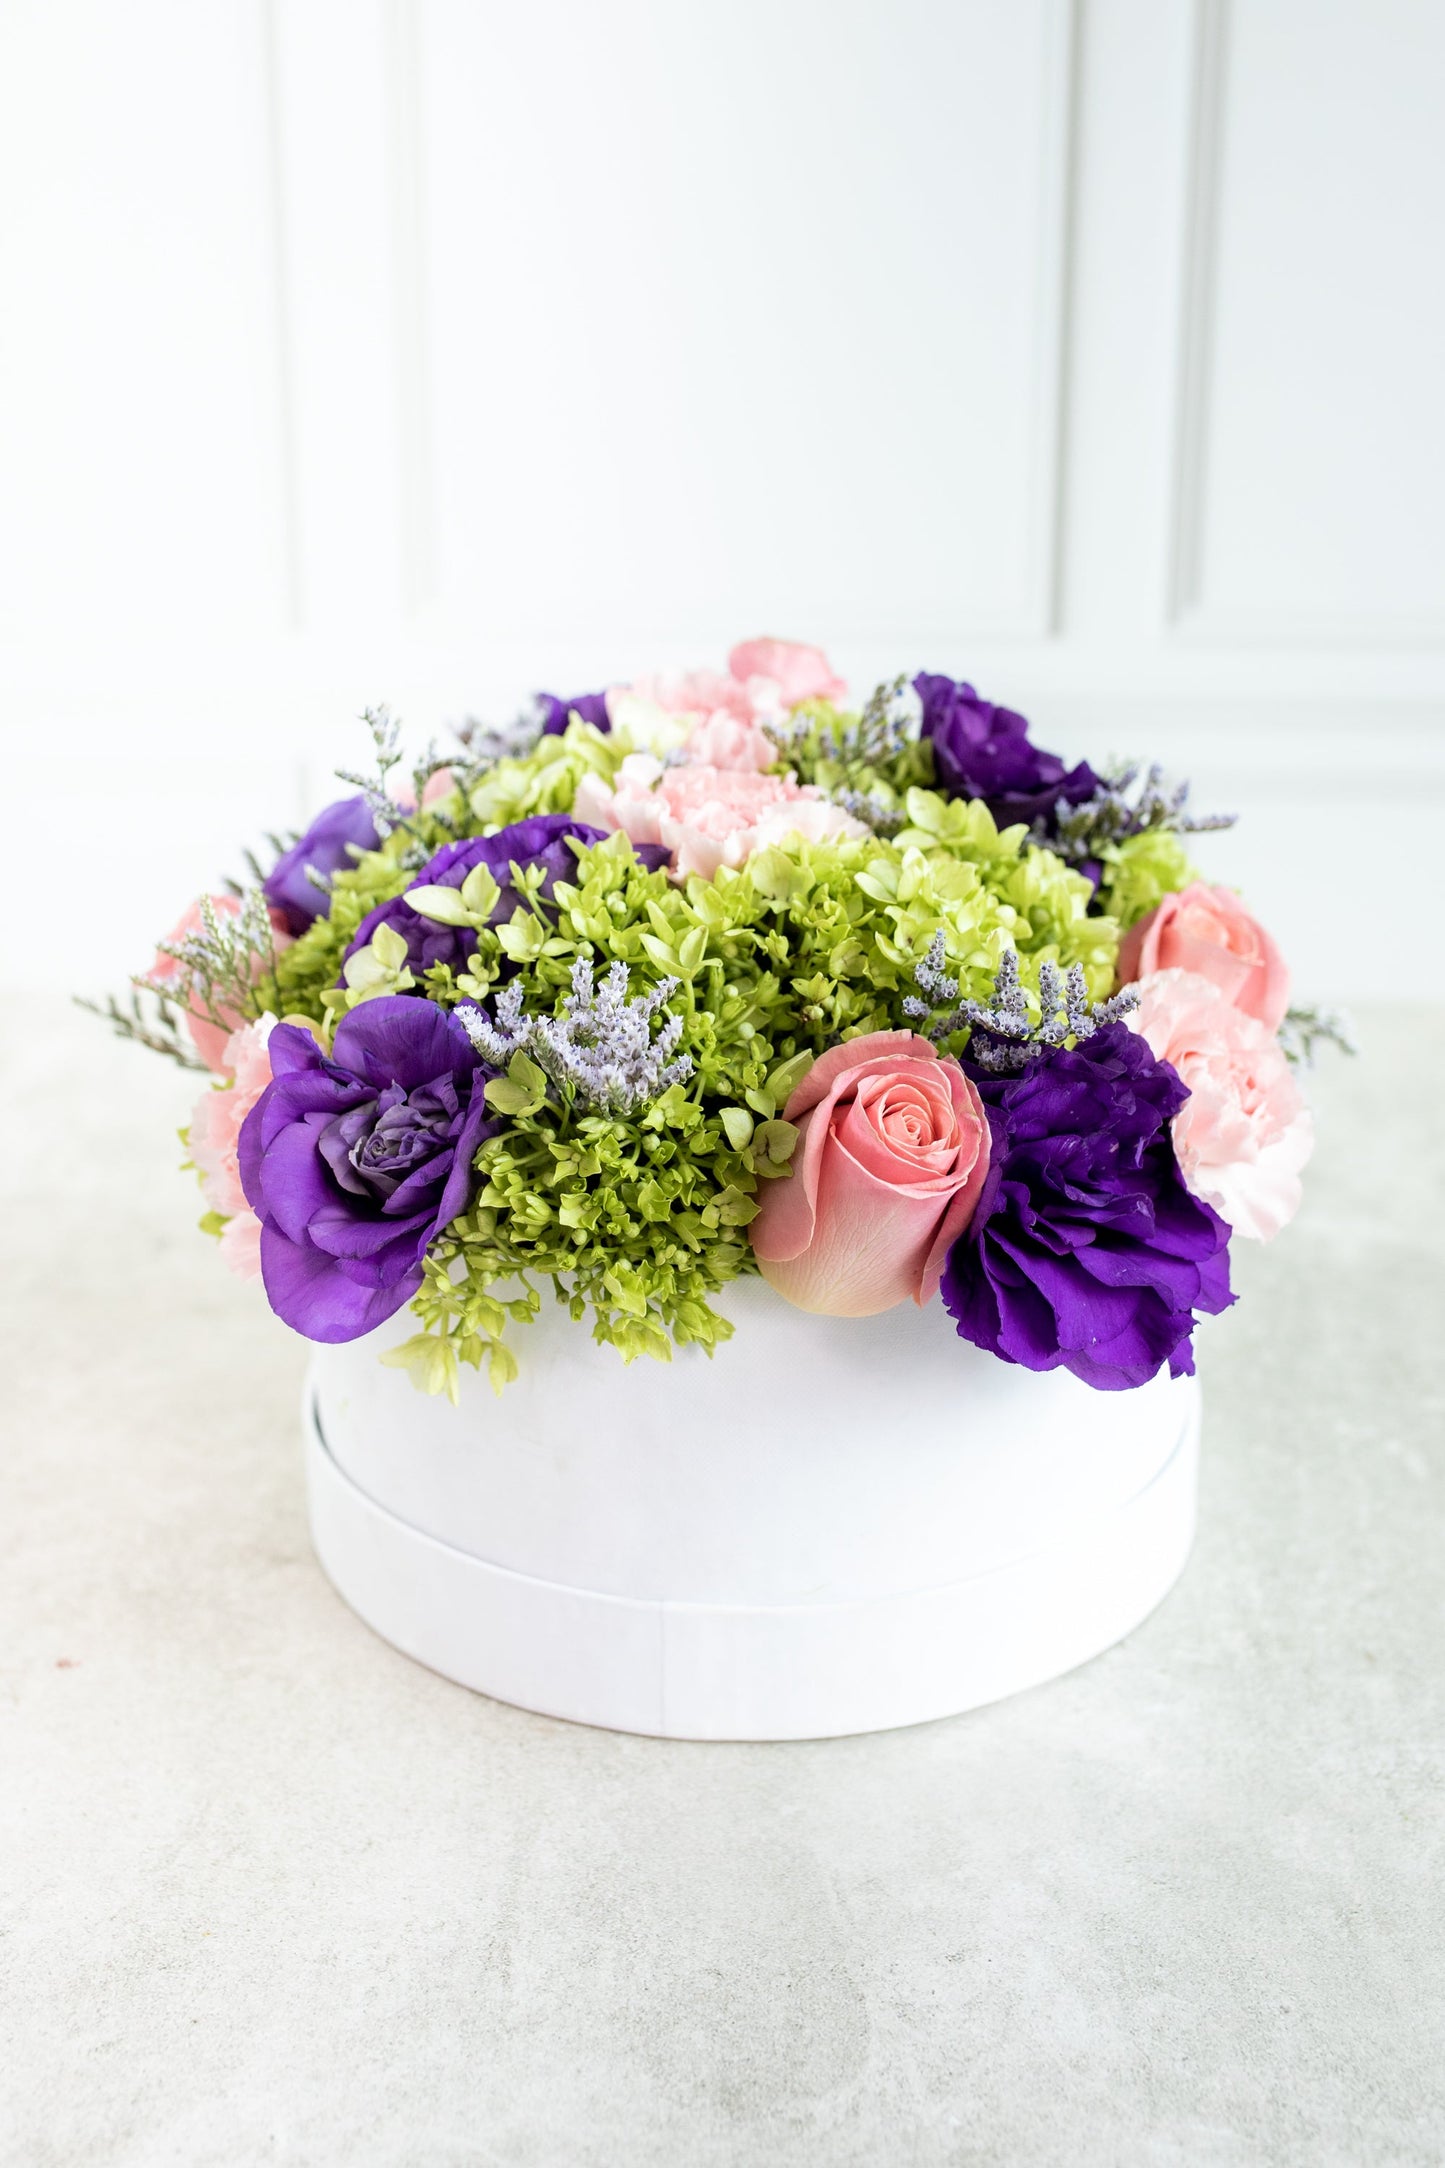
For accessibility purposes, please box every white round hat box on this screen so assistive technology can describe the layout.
[303,1277,1199,1741]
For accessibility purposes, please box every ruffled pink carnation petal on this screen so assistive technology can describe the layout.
[1128,968,1312,1241]
[189,1015,319,1277]
[682,711,778,773]
[576,760,864,877]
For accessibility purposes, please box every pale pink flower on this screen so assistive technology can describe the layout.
[1118,882,1289,1032]
[150,896,293,1074]
[217,1210,264,1282]
[574,756,864,879]
[189,1015,288,1279]
[727,637,847,709]
[751,1031,991,1316]
[682,709,777,773]
[623,669,757,724]
[615,640,846,742]
[1130,969,1313,1242]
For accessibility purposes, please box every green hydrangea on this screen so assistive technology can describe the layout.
[1096,828,1198,931]
[356,785,1121,1390]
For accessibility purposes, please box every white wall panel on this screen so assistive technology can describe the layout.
[0,0,291,676]
[416,0,1073,661]
[1170,0,1445,638]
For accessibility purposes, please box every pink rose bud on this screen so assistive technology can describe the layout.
[1117,881,1289,1032]
[751,1030,991,1317]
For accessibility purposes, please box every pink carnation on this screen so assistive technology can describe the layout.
[188,1015,287,1279]
[150,895,293,1073]
[682,709,777,774]
[624,669,758,725]
[1129,969,1313,1242]
[574,755,865,879]
[618,640,847,743]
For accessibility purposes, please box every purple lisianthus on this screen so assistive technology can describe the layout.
[263,796,381,936]
[914,674,1100,834]
[538,689,612,736]
[341,815,630,984]
[238,997,497,1342]
[941,1025,1233,1391]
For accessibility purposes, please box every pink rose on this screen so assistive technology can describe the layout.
[1118,882,1289,1032]
[728,637,846,709]
[751,1030,991,1316]
[573,757,864,880]
[150,895,293,1073]
[1130,970,1313,1242]
[188,1016,282,1278]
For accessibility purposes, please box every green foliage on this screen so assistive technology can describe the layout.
[134,706,1153,1396]
[465,719,625,829]
[1095,828,1198,930]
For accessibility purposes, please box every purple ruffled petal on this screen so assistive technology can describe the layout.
[941,1025,1234,1391]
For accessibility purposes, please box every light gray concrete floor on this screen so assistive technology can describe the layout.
[2,996,1442,2168]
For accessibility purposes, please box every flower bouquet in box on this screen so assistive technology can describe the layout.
[92,640,1349,1738]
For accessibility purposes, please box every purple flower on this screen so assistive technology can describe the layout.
[914,674,1100,833]
[238,997,497,1342]
[263,796,381,936]
[538,689,611,736]
[341,815,620,985]
[941,1025,1233,1390]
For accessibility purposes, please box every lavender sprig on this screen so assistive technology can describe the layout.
[334,705,409,840]
[458,959,694,1116]
[765,674,921,775]
[135,887,279,1033]
[905,937,1138,1071]
[832,787,906,838]
[451,701,548,773]
[1278,1003,1357,1068]
[1038,762,1236,866]
[74,988,209,1072]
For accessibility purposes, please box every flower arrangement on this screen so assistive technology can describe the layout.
[90,638,1350,1400]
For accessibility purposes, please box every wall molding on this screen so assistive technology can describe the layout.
[1016,0,1079,641]
[1164,0,1227,634]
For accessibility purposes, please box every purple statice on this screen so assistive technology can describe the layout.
[238,997,497,1342]
[941,1024,1233,1391]
[537,689,612,737]
[341,816,613,985]
[263,796,381,935]
[913,674,1100,834]
[458,958,692,1115]
[1040,762,1237,872]
[905,942,1139,1072]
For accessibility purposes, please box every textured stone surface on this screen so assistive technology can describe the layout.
[2,998,1442,2167]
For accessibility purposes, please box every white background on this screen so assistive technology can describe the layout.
[2,0,1442,1000]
